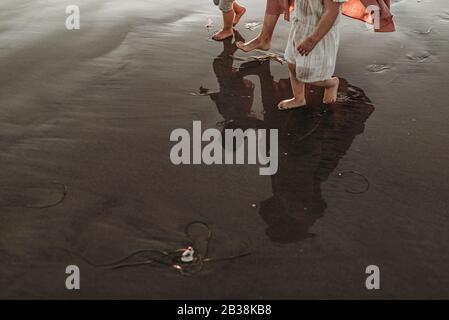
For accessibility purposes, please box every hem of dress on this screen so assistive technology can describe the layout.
[295,76,335,83]
[284,57,295,65]
[285,57,335,83]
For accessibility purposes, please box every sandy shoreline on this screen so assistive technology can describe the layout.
[1,0,449,299]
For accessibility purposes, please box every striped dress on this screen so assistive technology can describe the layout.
[284,0,347,83]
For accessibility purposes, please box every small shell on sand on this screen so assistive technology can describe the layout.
[244,22,262,31]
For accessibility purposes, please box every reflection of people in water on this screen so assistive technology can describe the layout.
[209,41,374,244]
[209,33,256,125]
[260,79,374,243]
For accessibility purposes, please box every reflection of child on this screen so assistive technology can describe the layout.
[279,0,346,110]
[209,37,255,122]
[212,0,246,41]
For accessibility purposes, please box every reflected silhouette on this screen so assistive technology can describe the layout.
[209,32,258,128]
[209,39,374,244]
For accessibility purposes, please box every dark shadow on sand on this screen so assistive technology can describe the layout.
[210,37,375,244]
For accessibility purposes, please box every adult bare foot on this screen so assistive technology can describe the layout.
[278,98,307,111]
[236,37,271,52]
[212,29,234,41]
[233,6,246,26]
[323,77,340,104]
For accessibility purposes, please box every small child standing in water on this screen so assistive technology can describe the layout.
[212,0,246,41]
[278,0,347,110]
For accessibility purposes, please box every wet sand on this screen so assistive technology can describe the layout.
[1,0,449,299]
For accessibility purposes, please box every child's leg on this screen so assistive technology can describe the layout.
[278,63,307,110]
[310,77,340,104]
[233,2,246,26]
[213,1,235,41]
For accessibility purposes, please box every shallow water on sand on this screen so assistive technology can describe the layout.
[0,0,449,299]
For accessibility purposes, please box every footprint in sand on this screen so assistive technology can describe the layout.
[407,51,432,63]
[437,11,449,22]
[412,27,433,35]
[366,64,392,73]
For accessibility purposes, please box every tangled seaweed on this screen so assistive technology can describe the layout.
[244,22,262,31]
[24,182,68,209]
[234,50,286,65]
[76,221,251,276]
[337,171,370,194]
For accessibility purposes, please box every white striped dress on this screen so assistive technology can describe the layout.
[284,0,347,83]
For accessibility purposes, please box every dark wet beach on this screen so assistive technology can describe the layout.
[1,0,449,299]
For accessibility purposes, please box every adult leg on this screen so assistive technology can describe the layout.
[236,0,284,52]
[237,14,280,52]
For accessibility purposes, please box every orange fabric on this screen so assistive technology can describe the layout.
[267,0,395,32]
[266,0,294,20]
[342,0,395,32]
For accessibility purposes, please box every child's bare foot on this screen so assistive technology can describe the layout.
[323,77,340,104]
[278,98,307,111]
[233,5,246,26]
[212,29,234,41]
[236,37,271,52]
